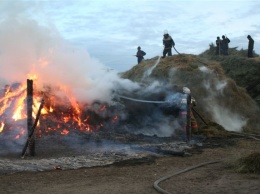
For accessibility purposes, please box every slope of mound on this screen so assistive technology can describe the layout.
[121,54,260,133]
[200,44,260,100]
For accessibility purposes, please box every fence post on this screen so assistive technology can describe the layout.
[27,79,35,156]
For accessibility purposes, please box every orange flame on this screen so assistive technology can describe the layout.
[12,89,27,121]
[0,74,119,139]
[86,124,90,131]
[0,84,27,116]
[0,122,4,133]
[33,98,48,117]
[63,116,70,123]
[61,129,69,135]
[14,129,25,139]
[27,73,38,81]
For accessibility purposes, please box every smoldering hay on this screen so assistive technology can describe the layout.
[122,54,260,132]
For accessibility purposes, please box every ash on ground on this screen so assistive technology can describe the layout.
[0,131,203,175]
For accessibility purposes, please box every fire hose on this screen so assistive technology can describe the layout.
[116,95,260,193]
[116,94,166,104]
[153,132,260,194]
[116,95,260,139]
[116,94,208,126]
[153,160,222,194]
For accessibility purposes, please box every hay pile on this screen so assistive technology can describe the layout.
[200,44,260,100]
[121,53,260,134]
[230,152,260,174]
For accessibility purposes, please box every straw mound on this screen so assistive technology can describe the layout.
[200,44,260,100]
[231,152,260,174]
[199,121,229,138]
[121,53,260,133]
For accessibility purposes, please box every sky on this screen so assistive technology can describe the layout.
[0,0,260,72]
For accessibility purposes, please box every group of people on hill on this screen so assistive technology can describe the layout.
[216,35,254,58]
[215,35,231,55]
[135,31,255,64]
[133,32,255,141]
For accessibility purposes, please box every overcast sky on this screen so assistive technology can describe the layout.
[0,0,260,72]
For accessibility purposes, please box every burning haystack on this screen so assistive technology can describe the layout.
[0,13,142,155]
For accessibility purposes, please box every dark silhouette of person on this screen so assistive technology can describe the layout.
[136,46,146,64]
[216,36,221,55]
[162,30,175,58]
[221,35,230,55]
[247,35,254,58]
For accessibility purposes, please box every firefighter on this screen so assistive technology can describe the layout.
[247,35,254,58]
[181,87,198,134]
[135,46,146,64]
[216,36,221,55]
[162,30,175,58]
[221,35,230,55]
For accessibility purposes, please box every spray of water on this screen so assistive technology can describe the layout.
[141,55,161,80]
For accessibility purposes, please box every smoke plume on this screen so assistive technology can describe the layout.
[0,2,139,104]
[199,66,247,131]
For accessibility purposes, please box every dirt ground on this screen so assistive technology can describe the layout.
[0,137,260,194]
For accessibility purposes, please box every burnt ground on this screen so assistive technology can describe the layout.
[0,133,260,194]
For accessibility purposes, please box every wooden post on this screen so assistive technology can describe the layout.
[27,79,35,156]
[21,99,44,158]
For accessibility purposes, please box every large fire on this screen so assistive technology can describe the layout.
[0,77,119,141]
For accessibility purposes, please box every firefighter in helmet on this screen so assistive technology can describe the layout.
[182,87,198,133]
[162,30,175,58]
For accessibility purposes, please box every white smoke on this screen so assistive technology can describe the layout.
[142,81,163,93]
[210,105,247,131]
[133,117,178,137]
[199,66,212,73]
[0,2,139,104]
[0,1,142,154]
[200,66,247,131]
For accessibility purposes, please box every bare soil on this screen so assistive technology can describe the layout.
[0,137,259,194]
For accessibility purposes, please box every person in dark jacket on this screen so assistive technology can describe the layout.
[221,35,230,55]
[162,30,175,58]
[247,35,254,58]
[216,36,221,55]
[136,46,146,64]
